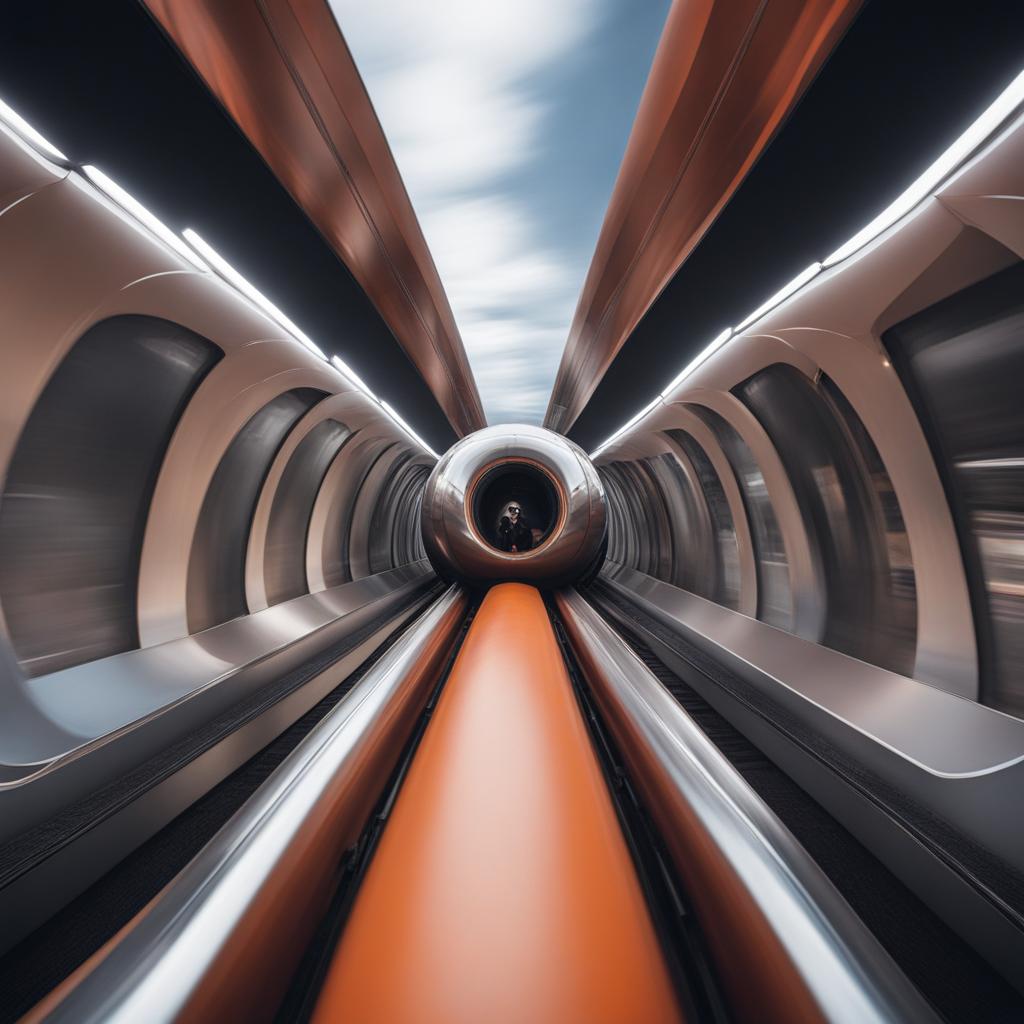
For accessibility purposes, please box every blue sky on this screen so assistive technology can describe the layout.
[330,1,670,425]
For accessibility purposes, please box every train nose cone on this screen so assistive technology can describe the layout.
[420,424,607,587]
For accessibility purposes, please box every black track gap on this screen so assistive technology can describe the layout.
[545,593,730,1024]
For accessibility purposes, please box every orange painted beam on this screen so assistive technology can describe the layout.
[545,0,862,433]
[313,583,682,1024]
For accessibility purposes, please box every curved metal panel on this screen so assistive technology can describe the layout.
[369,460,430,575]
[366,452,416,576]
[600,467,635,570]
[592,565,1024,989]
[22,586,467,1023]
[886,260,1024,714]
[545,0,861,431]
[630,460,676,582]
[602,463,650,576]
[261,419,352,608]
[664,431,742,611]
[186,389,323,634]
[142,0,485,436]
[139,364,386,648]
[347,443,411,582]
[307,433,395,591]
[657,450,718,594]
[0,120,65,213]
[736,363,916,676]
[0,316,220,676]
[689,405,795,630]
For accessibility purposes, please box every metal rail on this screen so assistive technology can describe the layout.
[26,585,467,1023]
[555,587,938,1024]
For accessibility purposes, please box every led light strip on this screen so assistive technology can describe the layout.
[331,355,378,402]
[381,402,440,460]
[825,67,1024,267]
[0,96,67,163]
[660,327,732,399]
[182,228,326,359]
[84,166,209,272]
[185,231,435,456]
[590,396,661,460]
[734,263,821,334]
[591,65,1024,461]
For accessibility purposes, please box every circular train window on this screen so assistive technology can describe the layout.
[420,423,606,587]
[471,461,561,553]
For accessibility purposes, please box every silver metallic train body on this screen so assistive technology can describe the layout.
[588,96,1024,981]
[0,119,437,948]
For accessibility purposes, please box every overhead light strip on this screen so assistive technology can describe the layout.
[0,96,67,162]
[661,327,732,398]
[182,228,326,359]
[184,231,437,456]
[83,166,209,272]
[381,401,439,460]
[3,103,438,458]
[734,262,821,334]
[590,396,661,460]
[331,354,378,403]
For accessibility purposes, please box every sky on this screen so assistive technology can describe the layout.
[331,0,670,426]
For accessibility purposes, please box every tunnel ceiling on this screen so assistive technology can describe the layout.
[0,0,460,456]
[567,1,1024,454]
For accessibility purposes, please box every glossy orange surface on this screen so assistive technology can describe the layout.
[312,582,683,1024]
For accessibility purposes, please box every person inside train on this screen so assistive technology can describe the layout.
[496,501,533,552]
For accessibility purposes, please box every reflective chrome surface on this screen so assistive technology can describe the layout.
[0,115,444,960]
[590,113,1024,700]
[594,563,1024,987]
[0,316,220,675]
[689,404,794,630]
[0,563,436,955]
[736,363,916,675]
[557,588,938,1024]
[27,586,467,1023]
[663,431,741,609]
[260,418,352,607]
[886,260,1024,715]
[186,388,323,633]
[421,424,606,587]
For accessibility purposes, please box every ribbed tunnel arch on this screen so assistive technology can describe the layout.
[3,4,1024,1020]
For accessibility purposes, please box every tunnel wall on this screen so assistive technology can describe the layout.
[0,124,436,680]
[593,107,1024,716]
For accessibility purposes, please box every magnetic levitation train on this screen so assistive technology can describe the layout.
[1,2,1023,1022]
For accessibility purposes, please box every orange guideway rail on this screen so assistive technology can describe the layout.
[312,582,683,1024]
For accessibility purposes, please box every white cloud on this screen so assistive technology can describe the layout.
[329,0,604,424]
